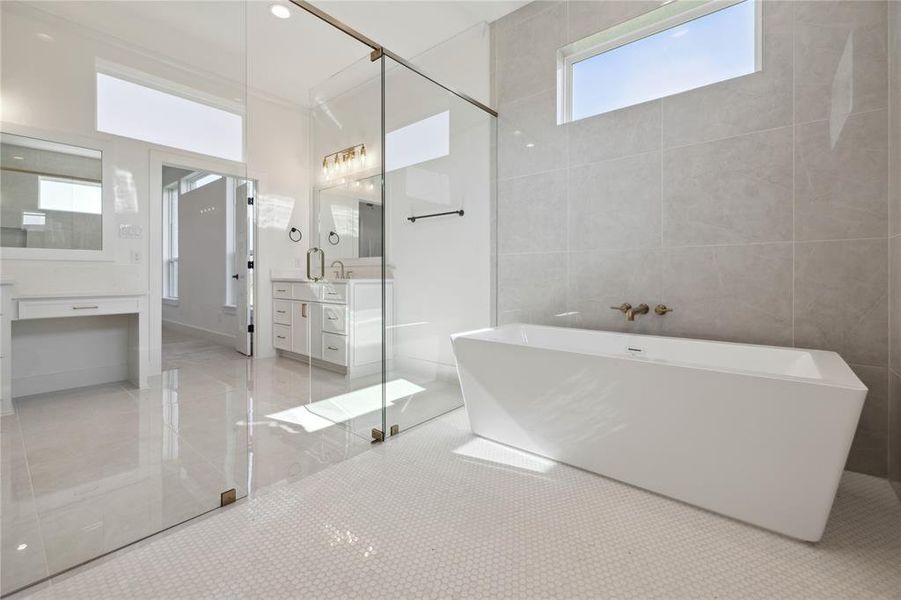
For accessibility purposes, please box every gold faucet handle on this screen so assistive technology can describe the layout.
[610,303,632,313]
[654,304,673,315]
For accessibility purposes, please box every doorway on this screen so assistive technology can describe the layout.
[160,165,255,362]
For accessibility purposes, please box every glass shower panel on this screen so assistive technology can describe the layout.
[0,1,248,594]
[304,53,386,442]
[381,56,497,435]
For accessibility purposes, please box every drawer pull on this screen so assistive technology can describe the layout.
[72,305,99,310]
[327,346,339,351]
[301,303,308,318]
[276,335,287,340]
[327,292,338,296]
[327,315,338,321]
[276,310,286,314]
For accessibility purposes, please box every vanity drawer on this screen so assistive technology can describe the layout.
[273,300,292,325]
[292,283,319,302]
[321,332,347,366]
[18,297,140,320]
[273,324,292,351]
[272,282,292,299]
[321,304,346,334]
[319,283,346,303]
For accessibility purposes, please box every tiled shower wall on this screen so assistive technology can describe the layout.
[889,0,900,497]
[493,0,893,476]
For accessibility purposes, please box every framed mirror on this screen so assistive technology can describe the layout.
[315,173,382,259]
[1,130,111,259]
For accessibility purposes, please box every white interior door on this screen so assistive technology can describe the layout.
[234,182,252,355]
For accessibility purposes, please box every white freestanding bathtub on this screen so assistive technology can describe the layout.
[451,324,867,542]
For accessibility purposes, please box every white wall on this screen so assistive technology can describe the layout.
[0,2,311,366]
[161,177,236,344]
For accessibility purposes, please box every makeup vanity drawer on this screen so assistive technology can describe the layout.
[321,332,347,366]
[319,283,346,303]
[273,324,292,351]
[321,304,346,334]
[272,282,292,299]
[18,297,140,320]
[292,283,319,302]
[273,300,292,325]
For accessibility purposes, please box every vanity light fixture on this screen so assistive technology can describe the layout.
[269,3,291,19]
[322,144,367,180]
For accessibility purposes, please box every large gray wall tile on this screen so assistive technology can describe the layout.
[498,170,567,254]
[566,248,661,334]
[567,152,660,251]
[794,239,888,366]
[846,364,889,476]
[497,252,567,318]
[660,1,793,148]
[794,1,888,125]
[495,2,564,104]
[662,127,793,246]
[498,90,566,179]
[891,235,901,374]
[659,243,794,346]
[889,370,901,493]
[567,100,660,167]
[794,110,888,241]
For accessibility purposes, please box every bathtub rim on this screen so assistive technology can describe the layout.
[451,323,867,393]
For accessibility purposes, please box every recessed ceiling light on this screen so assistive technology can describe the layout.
[36,32,54,42]
[12,155,24,160]
[270,4,291,19]
[17,544,28,551]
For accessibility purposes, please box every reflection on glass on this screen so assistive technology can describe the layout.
[0,132,103,250]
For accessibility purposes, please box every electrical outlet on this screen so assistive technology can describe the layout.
[130,250,142,264]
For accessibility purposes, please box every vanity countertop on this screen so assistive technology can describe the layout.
[13,291,149,300]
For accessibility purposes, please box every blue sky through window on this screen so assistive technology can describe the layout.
[571,0,757,121]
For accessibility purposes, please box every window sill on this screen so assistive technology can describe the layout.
[162,297,179,306]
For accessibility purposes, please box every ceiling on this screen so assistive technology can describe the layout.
[21,0,527,107]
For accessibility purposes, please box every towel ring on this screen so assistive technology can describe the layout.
[328,231,340,245]
[288,227,302,242]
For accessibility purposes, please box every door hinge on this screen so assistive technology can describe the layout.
[247,197,254,205]
[247,260,254,269]
[220,489,236,507]
[371,428,384,443]
[247,324,254,333]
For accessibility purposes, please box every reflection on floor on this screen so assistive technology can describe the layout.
[1,328,462,595]
[14,409,901,599]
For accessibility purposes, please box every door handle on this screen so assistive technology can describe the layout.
[231,274,239,279]
[306,247,325,282]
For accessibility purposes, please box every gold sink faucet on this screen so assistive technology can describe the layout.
[610,303,650,321]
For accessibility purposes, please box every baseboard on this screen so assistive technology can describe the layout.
[13,362,129,398]
[162,319,236,348]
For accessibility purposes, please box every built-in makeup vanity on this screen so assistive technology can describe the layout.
[0,286,150,413]
[271,275,391,377]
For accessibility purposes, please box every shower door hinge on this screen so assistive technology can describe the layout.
[389,424,399,436]
[247,197,254,205]
[247,324,254,333]
[220,489,236,507]
[371,428,384,443]
[370,48,383,62]
[247,260,254,269]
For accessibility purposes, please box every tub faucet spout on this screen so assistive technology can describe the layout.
[625,304,649,321]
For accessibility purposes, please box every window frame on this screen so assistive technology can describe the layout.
[557,0,762,124]
[162,181,179,303]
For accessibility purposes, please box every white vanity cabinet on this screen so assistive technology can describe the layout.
[271,278,390,376]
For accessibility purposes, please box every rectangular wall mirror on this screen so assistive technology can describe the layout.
[0,132,103,251]
[316,173,382,259]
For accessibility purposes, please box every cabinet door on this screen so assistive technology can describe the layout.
[291,301,310,356]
